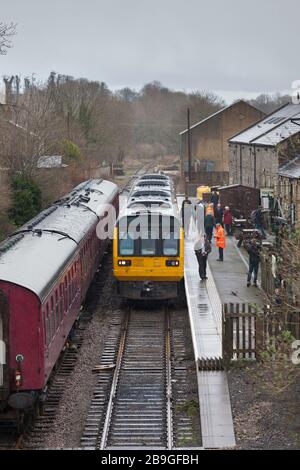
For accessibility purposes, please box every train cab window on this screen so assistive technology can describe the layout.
[141,238,156,256]
[161,217,180,256]
[119,236,134,256]
[163,237,178,256]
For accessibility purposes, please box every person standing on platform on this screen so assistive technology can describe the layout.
[195,200,205,235]
[215,203,223,226]
[246,239,261,287]
[214,223,226,262]
[223,206,233,236]
[253,206,266,238]
[206,203,215,217]
[194,234,211,281]
[181,196,192,238]
[211,191,219,211]
[204,212,215,243]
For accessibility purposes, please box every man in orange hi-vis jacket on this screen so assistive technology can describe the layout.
[214,223,226,262]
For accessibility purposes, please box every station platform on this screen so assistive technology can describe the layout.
[183,222,236,449]
[208,235,265,307]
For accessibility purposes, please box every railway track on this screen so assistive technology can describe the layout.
[19,310,93,449]
[81,305,201,450]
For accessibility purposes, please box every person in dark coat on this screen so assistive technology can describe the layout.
[246,239,261,287]
[194,234,212,280]
[210,191,219,210]
[253,206,266,238]
[215,203,223,226]
[204,213,215,243]
[223,206,233,236]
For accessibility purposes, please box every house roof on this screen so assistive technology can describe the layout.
[278,155,300,179]
[37,155,68,169]
[179,100,263,136]
[229,102,300,147]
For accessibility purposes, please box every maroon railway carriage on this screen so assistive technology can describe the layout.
[0,179,118,415]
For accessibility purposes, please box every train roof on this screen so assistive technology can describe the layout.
[130,189,171,198]
[134,180,171,187]
[131,184,172,195]
[127,200,173,209]
[0,179,118,300]
[119,198,180,221]
[139,174,171,181]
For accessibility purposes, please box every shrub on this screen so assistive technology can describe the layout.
[10,175,42,226]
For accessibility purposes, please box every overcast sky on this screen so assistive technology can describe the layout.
[0,0,299,102]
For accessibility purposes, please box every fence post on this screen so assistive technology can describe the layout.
[255,305,264,361]
[223,303,234,367]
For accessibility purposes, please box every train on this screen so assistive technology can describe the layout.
[0,179,118,418]
[113,174,184,300]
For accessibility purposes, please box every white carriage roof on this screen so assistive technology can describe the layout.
[0,179,118,299]
[229,102,300,147]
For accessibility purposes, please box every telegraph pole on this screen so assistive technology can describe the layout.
[187,108,192,183]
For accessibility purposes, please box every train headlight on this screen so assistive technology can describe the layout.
[118,260,132,267]
[166,260,180,267]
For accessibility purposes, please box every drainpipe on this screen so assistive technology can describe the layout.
[253,145,257,188]
[239,145,243,185]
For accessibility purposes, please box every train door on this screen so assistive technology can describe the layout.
[0,292,8,405]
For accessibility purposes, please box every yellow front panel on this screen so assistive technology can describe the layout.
[113,227,184,282]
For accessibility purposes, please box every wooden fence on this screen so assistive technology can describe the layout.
[222,303,300,364]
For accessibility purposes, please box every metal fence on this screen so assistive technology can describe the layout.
[222,303,300,364]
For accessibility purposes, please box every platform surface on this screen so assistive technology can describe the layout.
[184,231,222,359]
[183,222,235,449]
[208,235,265,307]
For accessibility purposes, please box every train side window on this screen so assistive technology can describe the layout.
[46,303,50,346]
[64,277,68,312]
[71,266,74,297]
[42,307,47,345]
[50,296,55,338]
[68,272,72,305]
[59,284,64,321]
[55,290,59,327]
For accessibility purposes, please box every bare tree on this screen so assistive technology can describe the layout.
[0,22,17,55]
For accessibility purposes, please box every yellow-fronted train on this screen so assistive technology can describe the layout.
[113,174,184,300]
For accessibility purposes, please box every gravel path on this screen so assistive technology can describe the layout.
[228,363,300,449]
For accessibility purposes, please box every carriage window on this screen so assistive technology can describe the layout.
[60,284,64,321]
[46,303,50,345]
[64,278,68,311]
[119,236,134,256]
[50,296,55,338]
[55,290,59,327]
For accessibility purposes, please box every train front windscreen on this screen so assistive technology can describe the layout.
[118,215,180,258]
